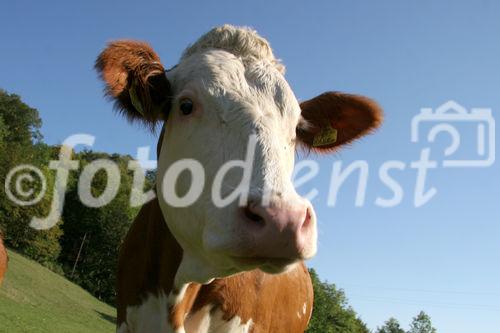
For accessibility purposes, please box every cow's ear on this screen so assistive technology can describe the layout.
[95,40,171,128]
[296,92,383,153]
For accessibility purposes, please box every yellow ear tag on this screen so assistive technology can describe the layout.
[312,125,338,147]
[129,85,145,116]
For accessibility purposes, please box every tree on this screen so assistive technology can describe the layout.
[0,90,63,269]
[0,89,42,147]
[408,311,437,333]
[376,318,405,333]
[58,150,145,304]
[0,89,151,303]
[307,269,369,333]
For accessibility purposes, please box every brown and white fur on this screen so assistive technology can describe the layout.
[95,25,382,333]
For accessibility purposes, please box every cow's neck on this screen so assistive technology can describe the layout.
[155,130,217,286]
[145,197,207,332]
[159,218,218,332]
[154,133,228,332]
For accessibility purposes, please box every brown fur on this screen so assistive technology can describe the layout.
[188,264,313,331]
[116,199,182,324]
[297,92,383,153]
[95,40,171,129]
[169,283,202,329]
[117,198,313,332]
[0,231,7,285]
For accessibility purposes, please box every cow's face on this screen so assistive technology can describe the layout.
[96,26,382,282]
[157,49,311,274]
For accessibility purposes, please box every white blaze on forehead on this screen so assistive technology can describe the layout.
[167,28,302,194]
[169,49,300,201]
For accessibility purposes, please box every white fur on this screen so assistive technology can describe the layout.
[118,290,190,333]
[117,322,128,333]
[296,302,308,319]
[121,292,169,333]
[181,25,285,74]
[157,26,317,285]
[120,298,253,333]
[185,305,253,333]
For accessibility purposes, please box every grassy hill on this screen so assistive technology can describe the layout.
[0,250,116,332]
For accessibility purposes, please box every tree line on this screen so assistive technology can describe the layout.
[307,269,437,333]
[0,89,146,302]
[0,89,437,332]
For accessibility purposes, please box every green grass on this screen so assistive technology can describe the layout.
[0,250,116,332]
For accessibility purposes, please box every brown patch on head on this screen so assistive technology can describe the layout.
[95,40,171,129]
[297,92,383,153]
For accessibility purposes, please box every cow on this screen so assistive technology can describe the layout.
[96,25,382,333]
[0,231,7,285]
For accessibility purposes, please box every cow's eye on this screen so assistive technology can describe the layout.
[179,99,194,116]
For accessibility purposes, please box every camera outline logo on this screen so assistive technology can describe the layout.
[411,100,495,168]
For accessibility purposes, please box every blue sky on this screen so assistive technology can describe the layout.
[1,1,499,332]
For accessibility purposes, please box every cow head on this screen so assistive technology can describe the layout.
[96,25,382,284]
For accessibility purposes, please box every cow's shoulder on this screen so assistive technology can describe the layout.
[185,263,313,332]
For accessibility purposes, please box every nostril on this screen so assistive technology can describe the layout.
[243,206,265,227]
[301,208,312,230]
